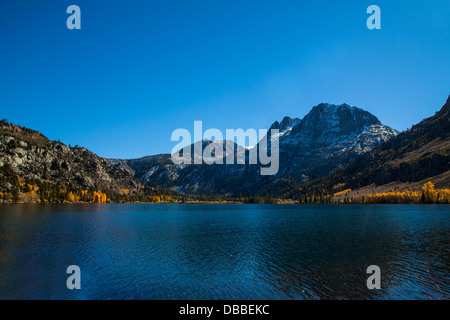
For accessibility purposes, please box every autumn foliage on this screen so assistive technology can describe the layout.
[362,182,450,204]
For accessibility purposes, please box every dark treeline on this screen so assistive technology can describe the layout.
[2,162,448,204]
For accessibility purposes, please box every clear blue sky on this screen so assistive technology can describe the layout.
[1,0,449,159]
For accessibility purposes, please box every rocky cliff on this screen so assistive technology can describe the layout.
[0,120,141,197]
[111,103,398,196]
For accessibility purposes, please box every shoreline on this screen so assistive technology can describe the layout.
[1,201,448,205]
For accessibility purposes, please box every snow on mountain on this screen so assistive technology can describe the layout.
[112,103,398,195]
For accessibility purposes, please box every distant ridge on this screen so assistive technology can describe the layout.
[338,95,450,189]
[2,95,448,201]
[301,95,450,197]
[111,103,398,196]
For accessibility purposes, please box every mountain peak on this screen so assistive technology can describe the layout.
[309,103,380,124]
[269,116,301,136]
[289,103,382,140]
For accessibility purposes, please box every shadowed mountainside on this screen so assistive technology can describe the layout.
[0,120,142,201]
[112,103,398,196]
[300,95,450,198]
[1,95,448,202]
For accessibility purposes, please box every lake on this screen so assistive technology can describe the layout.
[0,204,449,300]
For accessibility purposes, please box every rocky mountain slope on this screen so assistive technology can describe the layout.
[0,120,141,195]
[112,103,398,196]
[324,95,450,192]
[2,95,447,201]
[264,103,398,181]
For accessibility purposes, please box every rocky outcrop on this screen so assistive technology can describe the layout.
[0,120,141,194]
[336,95,450,189]
[111,103,398,196]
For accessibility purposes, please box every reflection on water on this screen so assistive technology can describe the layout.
[0,204,449,300]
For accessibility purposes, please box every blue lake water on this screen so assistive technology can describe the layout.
[0,204,449,300]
